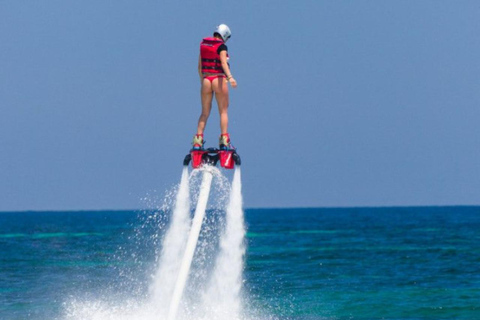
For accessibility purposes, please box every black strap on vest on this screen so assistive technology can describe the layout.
[202,66,223,71]
[202,58,221,63]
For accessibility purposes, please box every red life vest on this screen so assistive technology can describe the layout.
[200,37,228,74]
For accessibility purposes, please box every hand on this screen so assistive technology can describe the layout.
[229,77,237,88]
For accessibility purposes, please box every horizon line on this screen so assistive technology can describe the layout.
[1,204,479,214]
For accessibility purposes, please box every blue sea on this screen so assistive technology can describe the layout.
[1,207,479,319]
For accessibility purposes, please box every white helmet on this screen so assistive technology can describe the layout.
[214,24,231,43]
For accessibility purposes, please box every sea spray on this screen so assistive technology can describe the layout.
[167,169,214,320]
[150,166,191,316]
[63,167,256,320]
[179,167,229,317]
[204,167,246,319]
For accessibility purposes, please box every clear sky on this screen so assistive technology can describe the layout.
[1,1,479,211]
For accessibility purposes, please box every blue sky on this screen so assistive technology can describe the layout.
[1,1,479,211]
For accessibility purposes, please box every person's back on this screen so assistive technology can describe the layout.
[193,24,237,151]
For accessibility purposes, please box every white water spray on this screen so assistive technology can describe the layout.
[151,167,191,315]
[167,168,213,320]
[64,166,251,320]
[203,168,246,319]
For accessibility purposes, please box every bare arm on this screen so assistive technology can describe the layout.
[219,51,237,88]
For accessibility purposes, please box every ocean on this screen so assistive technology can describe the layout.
[1,206,479,319]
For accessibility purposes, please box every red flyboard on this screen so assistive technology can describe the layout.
[219,150,234,169]
[190,150,205,169]
[184,148,241,169]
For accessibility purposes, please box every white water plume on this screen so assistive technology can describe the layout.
[167,168,213,320]
[150,166,191,316]
[64,166,253,320]
[202,168,246,319]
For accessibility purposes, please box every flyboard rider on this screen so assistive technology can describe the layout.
[192,24,237,150]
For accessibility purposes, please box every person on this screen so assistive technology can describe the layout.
[192,24,237,150]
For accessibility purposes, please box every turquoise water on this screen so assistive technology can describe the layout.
[1,207,479,319]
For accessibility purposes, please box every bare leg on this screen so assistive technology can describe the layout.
[212,77,230,134]
[197,78,214,135]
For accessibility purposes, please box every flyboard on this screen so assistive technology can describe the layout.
[167,147,241,320]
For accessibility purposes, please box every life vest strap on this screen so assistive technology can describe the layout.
[202,65,223,71]
[202,58,221,63]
